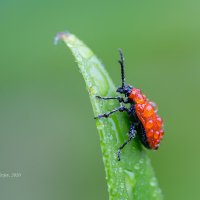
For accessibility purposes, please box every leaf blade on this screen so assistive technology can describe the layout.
[55,32,163,200]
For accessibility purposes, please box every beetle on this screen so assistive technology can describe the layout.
[94,49,164,161]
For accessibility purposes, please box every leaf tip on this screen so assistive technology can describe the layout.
[54,31,71,45]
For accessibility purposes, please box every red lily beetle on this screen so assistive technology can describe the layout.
[95,49,164,161]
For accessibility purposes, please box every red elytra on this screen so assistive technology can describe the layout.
[129,88,164,149]
[95,49,164,161]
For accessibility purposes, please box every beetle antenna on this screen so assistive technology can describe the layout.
[118,48,126,88]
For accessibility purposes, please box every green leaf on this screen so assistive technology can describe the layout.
[55,32,163,200]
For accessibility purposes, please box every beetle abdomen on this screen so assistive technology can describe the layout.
[129,88,164,149]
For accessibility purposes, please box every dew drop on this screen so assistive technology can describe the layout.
[134,163,140,170]
[120,182,124,189]
[118,167,123,173]
[139,158,144,164]
[150,177,157,187]
[124,170,136,199]
[97,122,105,130]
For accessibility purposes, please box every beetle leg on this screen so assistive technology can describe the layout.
[96,96,130,103]
[117,124,136,161]
[94,106,129,119]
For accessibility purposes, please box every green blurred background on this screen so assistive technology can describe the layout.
[0,0,200,199]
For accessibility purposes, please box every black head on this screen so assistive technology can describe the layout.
[116,85,132,97]
[117,49,133,97]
